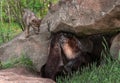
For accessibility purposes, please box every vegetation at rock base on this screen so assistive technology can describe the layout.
[57,38,120,83]
[1,55,35,70]
[57,59,120,83]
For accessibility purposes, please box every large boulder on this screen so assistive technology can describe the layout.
[0,30,51,71]
[44,0,120,35]
[0,0,120,72]
[0,67,55,83]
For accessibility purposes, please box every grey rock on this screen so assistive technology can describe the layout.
[110,33,120,60]
[0,67,55,83]
[44,0,120,35]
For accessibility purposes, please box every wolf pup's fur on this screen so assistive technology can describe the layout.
[23,9,42,38]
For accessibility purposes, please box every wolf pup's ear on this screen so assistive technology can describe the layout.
[38,18,42,23]
[31,19,37,23]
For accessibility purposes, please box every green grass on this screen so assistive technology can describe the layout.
[0,22,35,70]
[0,22,22,45]
[57,59,120,83]
[1,55,35,70]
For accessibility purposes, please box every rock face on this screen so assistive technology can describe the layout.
[0,0,120,72]
[44,0,120,35]
[110,33,120,60]
[0,31,51,71]
[0,67,55,83]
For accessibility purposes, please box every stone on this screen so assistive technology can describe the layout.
[110,33,120,60]
[0,30,51,72]
[44,0,120,35]
[0,67,55,83]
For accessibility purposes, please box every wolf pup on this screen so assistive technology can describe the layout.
[23,9,42,38]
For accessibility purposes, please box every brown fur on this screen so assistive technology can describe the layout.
[41,33,93,80]
[41,34,64,80]
[41,32,114,81]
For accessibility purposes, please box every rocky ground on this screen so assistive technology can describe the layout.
[0,67,55,83]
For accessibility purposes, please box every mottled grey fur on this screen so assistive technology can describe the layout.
[23,9,41,38]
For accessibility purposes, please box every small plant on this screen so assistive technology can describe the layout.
[1,54,35,70]
[101,37,112,64]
